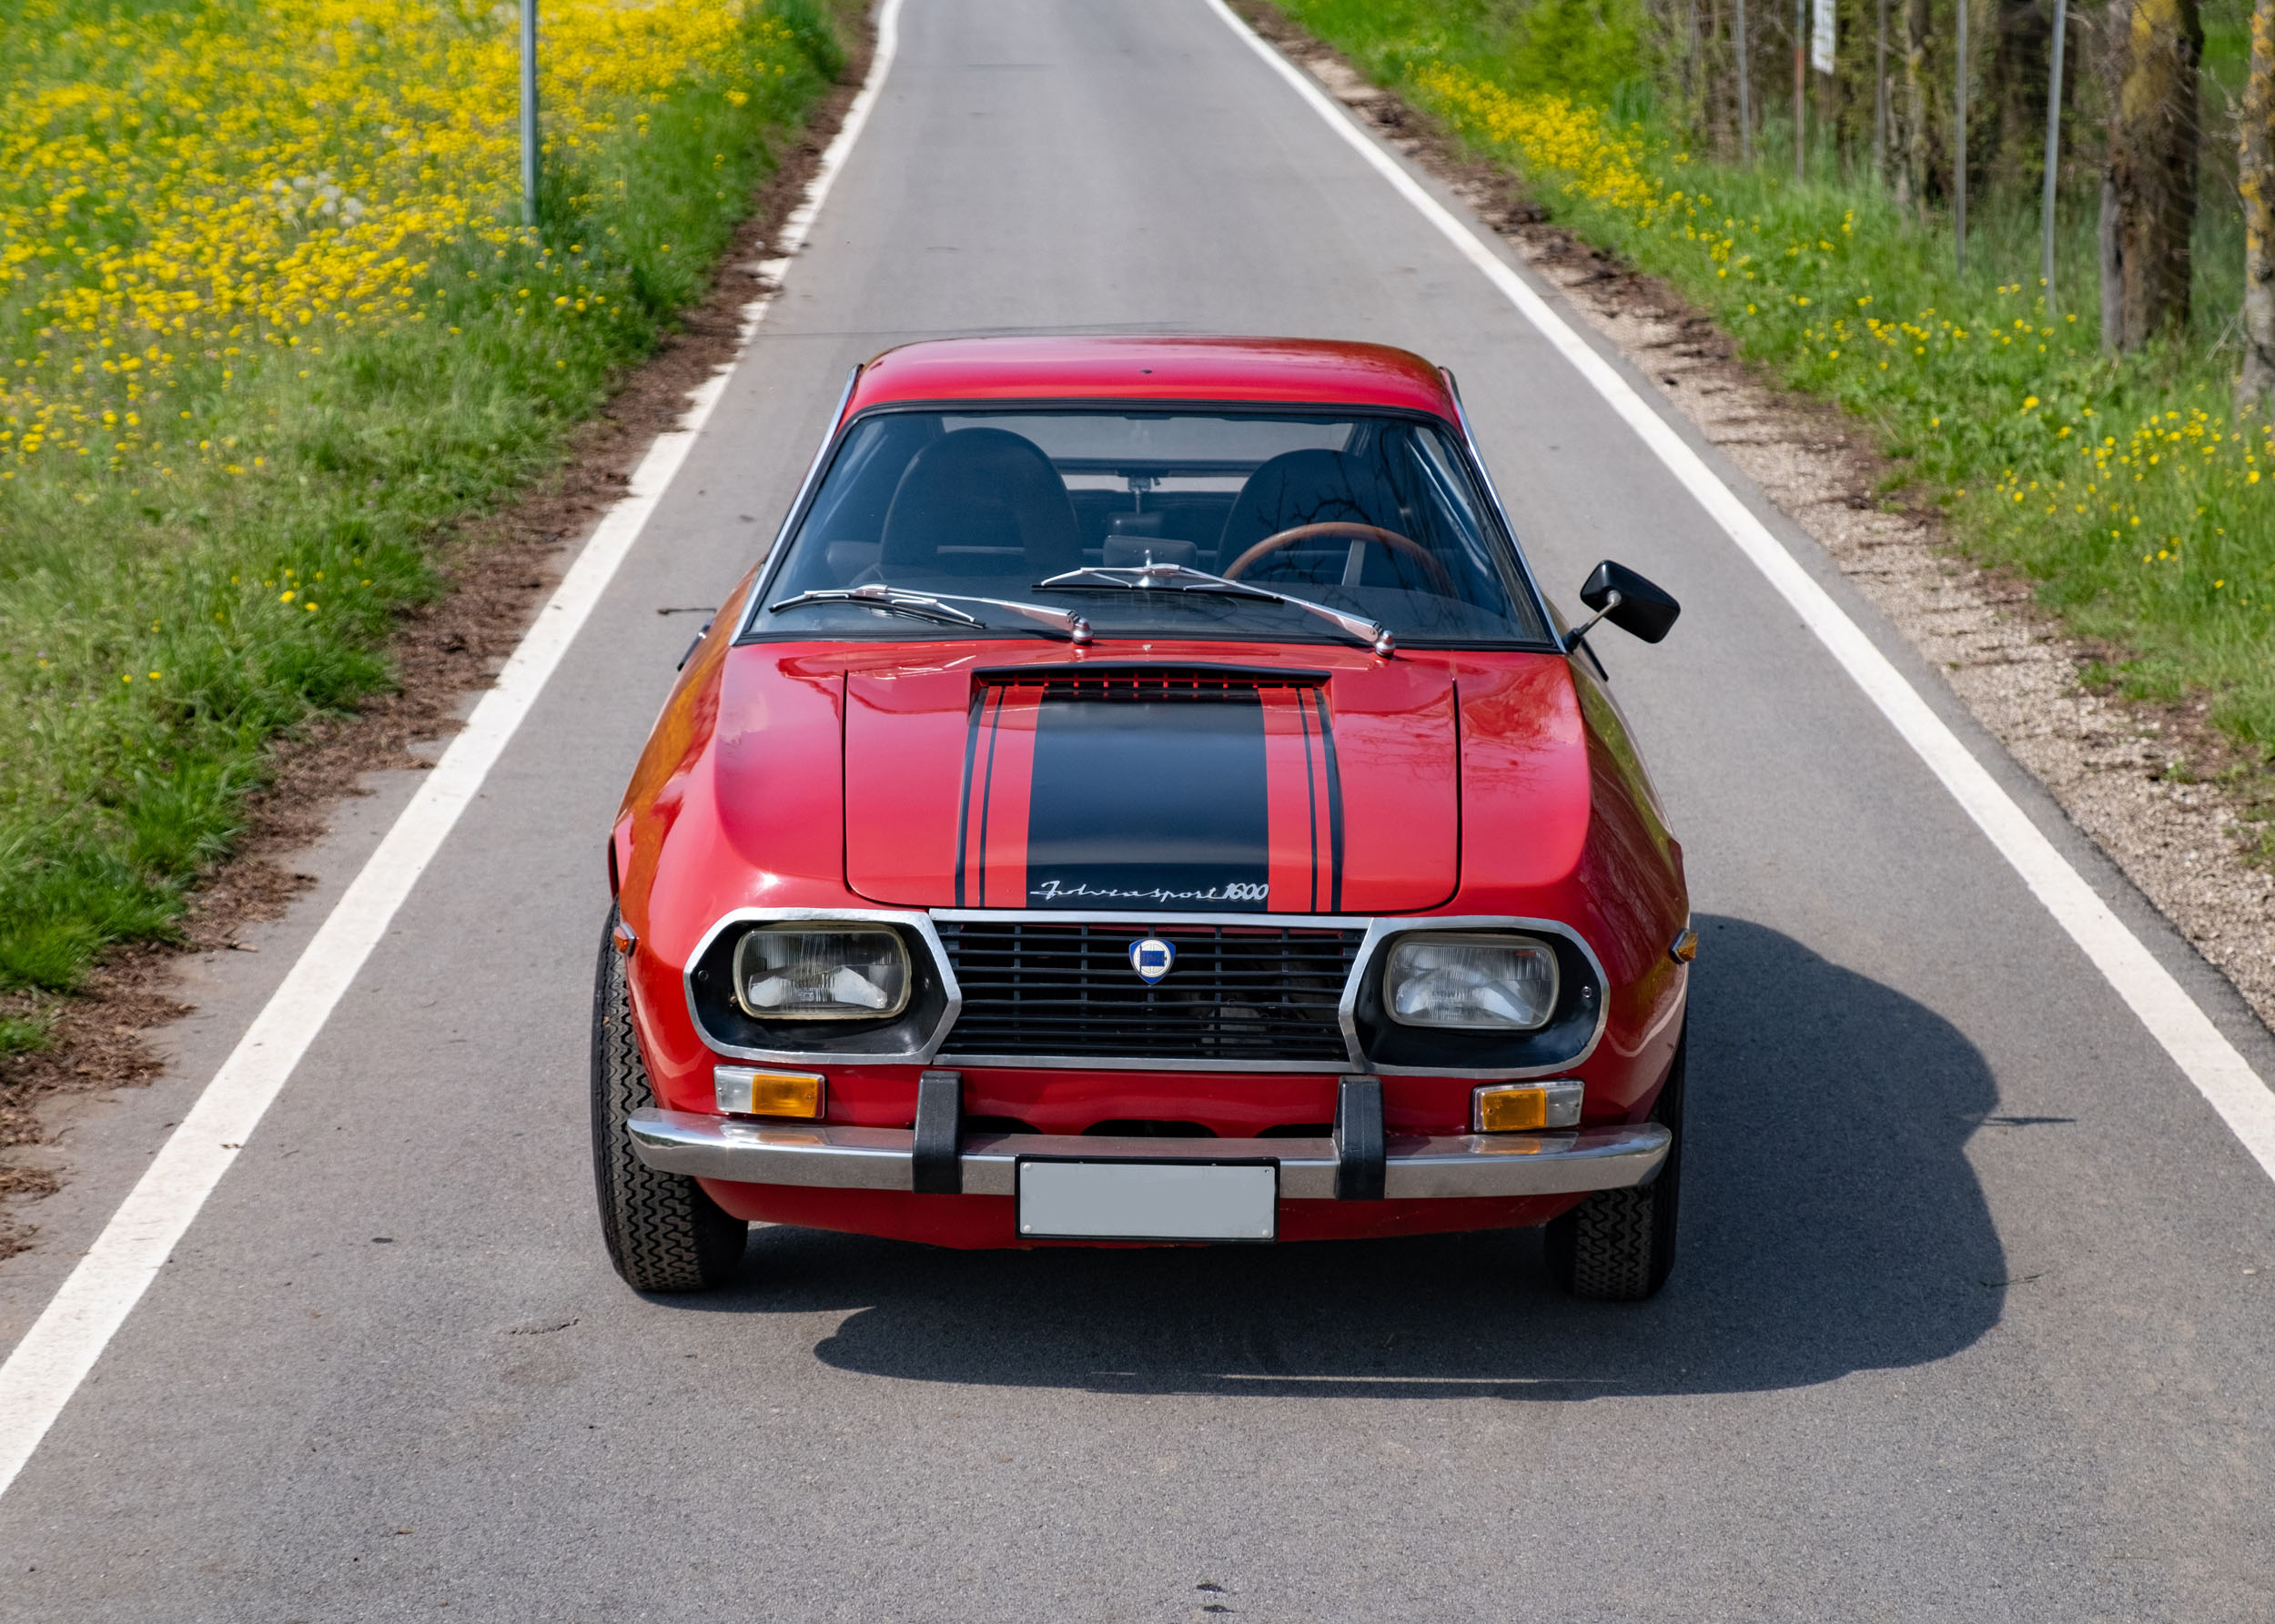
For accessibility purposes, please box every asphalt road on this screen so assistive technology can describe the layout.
[7,0,2275,1618]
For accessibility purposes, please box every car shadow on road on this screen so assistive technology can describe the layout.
[682,914,2011,1397]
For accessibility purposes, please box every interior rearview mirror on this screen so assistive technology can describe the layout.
[1570,560,1680,649]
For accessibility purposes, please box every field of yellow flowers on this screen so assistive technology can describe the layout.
[0,0,849,1042]
[1286,0,2275,844]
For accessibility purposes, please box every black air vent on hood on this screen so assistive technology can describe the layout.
[976,663,1328,703]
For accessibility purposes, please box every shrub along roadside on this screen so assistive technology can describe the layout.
[0,0,856,1051]
[1276,0,2275,848]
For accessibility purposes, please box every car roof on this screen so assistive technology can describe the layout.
[844,335,1458,419]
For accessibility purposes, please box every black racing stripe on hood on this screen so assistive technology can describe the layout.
[1313,689,1343,913]
[953,683,986,909]
[1022,693,1270,911]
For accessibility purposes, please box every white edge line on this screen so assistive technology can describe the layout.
[1198,0,2275,1181]
[0,0,905,1502]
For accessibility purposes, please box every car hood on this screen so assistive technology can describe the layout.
[840,647,1464,913]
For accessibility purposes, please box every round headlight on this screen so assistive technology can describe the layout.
[732,924,912,1021]
[1381,933,1559,1032]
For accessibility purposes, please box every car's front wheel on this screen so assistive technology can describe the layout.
[592,908,747,1292]
[1543,1023,1684,1301]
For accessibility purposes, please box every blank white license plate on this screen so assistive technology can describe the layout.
[1016,1161,1277,1241]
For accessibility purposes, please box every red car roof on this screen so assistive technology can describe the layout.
[846,335,1456,418]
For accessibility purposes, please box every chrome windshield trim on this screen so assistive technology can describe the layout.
[1440,368,1560,642]
[738,362,863,640]
[682,906,963,1066]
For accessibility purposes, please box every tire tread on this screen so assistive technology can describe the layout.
[592,911,745,1292]
[1544,1024,1684,1302]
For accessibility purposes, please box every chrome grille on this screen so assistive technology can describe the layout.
[936,921,1360,1063]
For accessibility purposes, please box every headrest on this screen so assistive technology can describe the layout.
[1218,449,1400,559]
[879,428,1081,575]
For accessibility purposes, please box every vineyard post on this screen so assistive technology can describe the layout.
[1737,0,1754,158]
[1795,0,1808,179]
[520,0,541,227]
[1876,0,1891,178]
[1955,0,1969,272]
[2041,0,2068,313]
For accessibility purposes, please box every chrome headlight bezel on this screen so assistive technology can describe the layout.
[1380,931,1561,1033]
[683,909,961,1065]
[1345,921,1604,1076]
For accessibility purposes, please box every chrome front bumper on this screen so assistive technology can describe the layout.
[625,1108,1670,1201]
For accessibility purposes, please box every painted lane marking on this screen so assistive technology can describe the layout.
[1199,0,2275,1182]
[0,0,906,1502]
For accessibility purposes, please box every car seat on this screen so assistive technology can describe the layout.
[1217,449,1406,587]
[879,428,1082,582]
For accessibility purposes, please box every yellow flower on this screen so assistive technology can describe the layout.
[0,0,792,479]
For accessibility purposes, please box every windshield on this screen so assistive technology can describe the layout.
[750,409,1552,646]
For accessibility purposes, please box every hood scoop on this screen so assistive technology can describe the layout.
[844,661,1458,914]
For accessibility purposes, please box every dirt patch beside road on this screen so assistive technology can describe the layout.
[1238,0,2275,1030]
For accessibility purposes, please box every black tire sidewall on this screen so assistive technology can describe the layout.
[590,907,745,1290]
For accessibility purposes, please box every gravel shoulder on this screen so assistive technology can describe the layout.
[1240,4,2275,1034]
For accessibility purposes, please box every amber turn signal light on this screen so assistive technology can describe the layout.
[1472,1079,1583,1133]
[714,1065,825,1119]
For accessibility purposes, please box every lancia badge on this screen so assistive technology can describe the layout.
[1128,936,1175,983]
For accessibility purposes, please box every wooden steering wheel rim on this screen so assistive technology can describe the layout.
[1221,521,1456,595]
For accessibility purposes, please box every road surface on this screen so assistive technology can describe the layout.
[5,0,2274,1617]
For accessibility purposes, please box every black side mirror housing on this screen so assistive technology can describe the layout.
[1577,560,1680,645]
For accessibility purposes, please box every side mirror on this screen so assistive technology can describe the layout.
[1569,560,1680,650]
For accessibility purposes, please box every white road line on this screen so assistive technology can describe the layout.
[1202,0,2275,1182]
[0,0,905,1503]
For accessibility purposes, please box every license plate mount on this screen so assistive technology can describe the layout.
[1016,1159,1278,1242]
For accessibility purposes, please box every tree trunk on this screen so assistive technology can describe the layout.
[1902,0,1932,210]
[2240,0,2275,406]
[2099,0,2204,351]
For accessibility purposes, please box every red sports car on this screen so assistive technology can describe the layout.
[594,336,1693,1299]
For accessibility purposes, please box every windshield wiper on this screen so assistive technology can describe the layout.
[771,584,1091,643]
[1034,561,1393,656]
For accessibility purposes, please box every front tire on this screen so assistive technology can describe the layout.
[1544,1023,1684,1301]
[592,909,747,1292]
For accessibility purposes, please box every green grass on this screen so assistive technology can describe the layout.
[1282,0,2275,810]
[0,0,855,1051]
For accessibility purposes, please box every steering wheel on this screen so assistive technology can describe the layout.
[1221,521,1456,597]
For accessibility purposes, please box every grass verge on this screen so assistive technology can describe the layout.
[0,0,857,1051]
[1276,0,2275,846]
